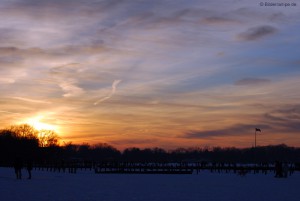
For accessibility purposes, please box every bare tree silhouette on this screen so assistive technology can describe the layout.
[38,129,59,147]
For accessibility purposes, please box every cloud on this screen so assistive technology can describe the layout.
[201,16,240,26]
[109,138,158,146]
[237,25,277,41]
[0,78,15,84]
[0,110,20,114]
[11,97,52,104]
[49,63,83,77]
[264,105,300,132]
[94,80,122,105]
[0,44,107,59]
[59,80,84,97]
[234,78,271,86]
[182,124,271,139]
[0,28,24,46]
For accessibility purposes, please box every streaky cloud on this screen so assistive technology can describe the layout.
[0,110,20,114]
[237,25,277,41]
[59,80,84,97]
[183,124,271,139]
[234,78,271,86]
[264,104,300,132]
[0,77,15,84]
[201,16,240,26]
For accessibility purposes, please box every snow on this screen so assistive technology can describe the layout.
[1,167,299,201]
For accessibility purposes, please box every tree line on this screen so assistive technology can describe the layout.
[1,124,300,166]
[0,124,58,165]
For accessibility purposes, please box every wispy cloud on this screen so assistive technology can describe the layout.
[237,25,278,41]
[0,77,15,84]
[234,78,271,86]
[183,124,272,139]
[12,97,52,104]
[0,110,20,114]
[201,16,240,26]
[264,104,300,132]
[94,80,122,105]
[59,80,84,97]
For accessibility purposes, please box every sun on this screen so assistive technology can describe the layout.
[23,115,57,131]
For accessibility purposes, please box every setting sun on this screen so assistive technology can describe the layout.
[22,115,58,132]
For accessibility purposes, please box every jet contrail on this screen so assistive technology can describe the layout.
[12,97,52,104]
[94,80,122,105]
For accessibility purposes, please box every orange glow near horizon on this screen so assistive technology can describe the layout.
[19,115,59,133]
[3,114,300,150]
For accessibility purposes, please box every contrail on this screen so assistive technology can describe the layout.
[112,79,122,94]
[12,97,52,104]
[94,80,122,105]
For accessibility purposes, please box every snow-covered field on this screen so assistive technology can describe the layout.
[1,167,299,201]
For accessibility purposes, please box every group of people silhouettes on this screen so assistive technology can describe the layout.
[13,157,33,180]
[12,157,292,180]
[275,161,289,178]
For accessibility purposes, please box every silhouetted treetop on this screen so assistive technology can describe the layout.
[8,124,38,139]
[38,129,59,147]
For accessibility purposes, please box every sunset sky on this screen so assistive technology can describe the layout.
[0,0,299,149]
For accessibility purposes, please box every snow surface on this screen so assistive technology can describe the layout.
[0,167,299,201]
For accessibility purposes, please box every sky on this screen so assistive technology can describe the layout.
[0,0,300,149]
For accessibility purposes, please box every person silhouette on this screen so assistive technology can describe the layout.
[27,159,33,179]
[282,162,289,178]
[14,156,23,179]
[275,161,283,178]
